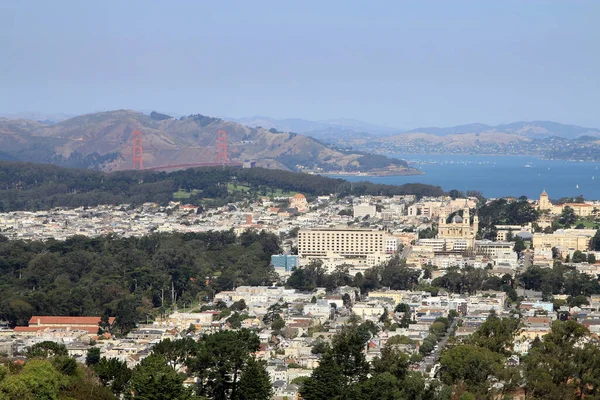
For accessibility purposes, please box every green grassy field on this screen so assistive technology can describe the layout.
[174,183,299,202]
[574,218,600,229]
[270,188,298,197]
[226,183,298,198]
[227,183,251,193]
[173,189,200,199]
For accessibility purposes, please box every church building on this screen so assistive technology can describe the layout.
[437,203,479,251]
[538,190,595,217]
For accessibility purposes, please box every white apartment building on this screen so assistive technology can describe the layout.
[495,224,533,241]
[415,238,447,252]
[475,240,514,257]
[297,228,393,271]
[353,204,377,219]
[384,237,400,254]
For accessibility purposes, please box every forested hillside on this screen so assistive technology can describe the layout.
[0,161,444,211]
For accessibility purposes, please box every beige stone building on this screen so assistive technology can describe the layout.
[532,229,596,251]
[437,204,478,250]
[538,190,597,217]
[407,198,477,219]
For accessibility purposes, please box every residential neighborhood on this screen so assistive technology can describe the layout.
[2,189,600,398]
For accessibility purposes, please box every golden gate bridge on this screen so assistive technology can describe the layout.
[131,129,245,171]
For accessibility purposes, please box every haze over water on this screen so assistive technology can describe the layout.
[332,154,600,200]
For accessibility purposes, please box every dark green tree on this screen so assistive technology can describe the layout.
[525,320,600,399]
[559,206,577,227]
[572,250,587,263]
[513,236,526,253]
[85,347,101,366]
[187,329,260,400]
[300,352,345,400]
[235,358,273,400]
[271,316,285,331]
[94,357,132,397]
[591,230,600,251]
[372,343,409,380]
[27,341,68,358]
[395,303,410,313]
[439,344,502,395]
[151,338,199,372]
[127,354,192,400]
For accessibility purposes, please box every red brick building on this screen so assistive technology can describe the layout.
[14,316,115,334]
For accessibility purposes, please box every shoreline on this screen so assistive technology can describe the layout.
[318,168,424,178]
[385,152,600,163]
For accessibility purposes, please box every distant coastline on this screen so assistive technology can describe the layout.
[317,166,424,177]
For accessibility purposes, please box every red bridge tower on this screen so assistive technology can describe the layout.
[217,130,227,164]
[132,130,143,170]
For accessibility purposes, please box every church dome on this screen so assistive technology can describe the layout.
[452,214,463,223]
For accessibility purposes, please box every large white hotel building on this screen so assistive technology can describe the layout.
[297,228,398,273]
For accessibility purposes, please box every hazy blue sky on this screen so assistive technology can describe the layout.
[1,1,598,128]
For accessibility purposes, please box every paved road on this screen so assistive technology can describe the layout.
[399,245,411,261]
[420,319,458,374]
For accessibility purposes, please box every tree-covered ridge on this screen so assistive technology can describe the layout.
[0,161,444,212]
[0,230,279,329]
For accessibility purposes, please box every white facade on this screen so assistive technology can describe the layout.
[353,204,376,219]
[298,228,394,270]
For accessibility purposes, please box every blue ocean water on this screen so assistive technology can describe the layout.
[329,154,600,199]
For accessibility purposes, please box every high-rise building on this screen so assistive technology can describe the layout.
[297,228,394,271]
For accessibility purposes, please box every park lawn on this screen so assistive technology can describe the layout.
[226,183,298,198]
[574,218,600,229]
[227,183,251,193]
[270,188,298,197]
[173,189,200,199]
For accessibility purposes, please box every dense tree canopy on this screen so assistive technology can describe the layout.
[301,323,449,400]
[477,198,539,239]
[518,264,600,300]
[0,161,444,212]
[0,230,279,330]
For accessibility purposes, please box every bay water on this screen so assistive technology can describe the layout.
[329,154,600,199]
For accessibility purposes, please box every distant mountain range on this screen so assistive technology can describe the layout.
[3,110,600,167]
[0,112,76,124]
[224,116,400,141]
[5,112,599,140]
[224,116,600,143]
[0,110,417,174]
[406,121,600,139]
[222,116,600,160]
